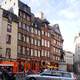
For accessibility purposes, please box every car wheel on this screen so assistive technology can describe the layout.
[28,77,36,80]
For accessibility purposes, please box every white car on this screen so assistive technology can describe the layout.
[25,70,76,80]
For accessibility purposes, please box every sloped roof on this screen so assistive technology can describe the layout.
[19,0,31,15]
[3,9,18,23]
[50,24,63,40]
[52,24,61,35]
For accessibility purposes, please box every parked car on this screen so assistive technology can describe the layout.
[25,70,76,80]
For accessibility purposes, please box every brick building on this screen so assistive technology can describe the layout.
[1,0,64,72]
[49,24,64,69]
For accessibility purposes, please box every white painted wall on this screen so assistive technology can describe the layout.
[74,34,80,62]
[1,0,19,16]
[0,8,3,39]
[64,51,73,65]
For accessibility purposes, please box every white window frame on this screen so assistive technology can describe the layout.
[18,33,22,40]
[34,50,37,56]
[23,47,25,54]
[31,49,33,56]
[42,39,44,46]
[26,36,29,43]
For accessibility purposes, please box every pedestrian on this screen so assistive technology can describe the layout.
[10,73,16,80]
[2,68,10,80]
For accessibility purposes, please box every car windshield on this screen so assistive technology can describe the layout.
[40,70,52,76]
[62,72,71,78]
[40,70,71,78]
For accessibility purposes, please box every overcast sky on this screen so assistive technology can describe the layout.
[1,0,80,53]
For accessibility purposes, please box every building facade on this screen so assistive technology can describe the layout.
[64,51,73,72]
[49,24,63,69]
[74,33,80,62]
[1,0,64,72]
[0,8,18,60]
[73,33,80,74]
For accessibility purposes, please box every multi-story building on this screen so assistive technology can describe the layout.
[0,8,18,60]
[74,33,80,62]
[1,0,64,72]
[1,0,50,71]
[64,51,73,72]
[73,33,80,74]
[50,24,64,69]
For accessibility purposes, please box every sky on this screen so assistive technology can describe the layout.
[0,0,80,53]
[20,0,80,53]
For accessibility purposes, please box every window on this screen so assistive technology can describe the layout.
[26,48,30,56]
[48,33,50,37]
[18,46,21,53]
[54,40,56,44]
[41,50,44,56]
[56,57,57,60]
[22,35,26,42]
[31,38,34,44]
[26,26,30,31]
[42,30,44,35]
[45,40,47,47]
[31,49,33,56]
[34,39,37,45]
[58,49,59,53]
[27,16,30,21]
[54,47,56,52]
[6,48,11,58]
[38,50,40,57]
[23,23,26,30]
[31,27,34,33]
[19,11,22,17]
[44,51,47,57]
[26,36,29,43]
[23,13,26,18]
[45,32,47,36]
[6,34,11,44]
[48,51,49,57]
[38,40,40,46]
[23,47,25,54]
[7,24,12,32]
[34,29,37,34]
[18,22,22,28]
[48,41,50,47]
[38,30,40,36]
[34,50,37,56]
[18,33,22,40]
[42,39,44,46]
[58,57,60,60]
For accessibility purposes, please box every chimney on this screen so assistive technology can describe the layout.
[35,11,44,19]
[40,12,44,19]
